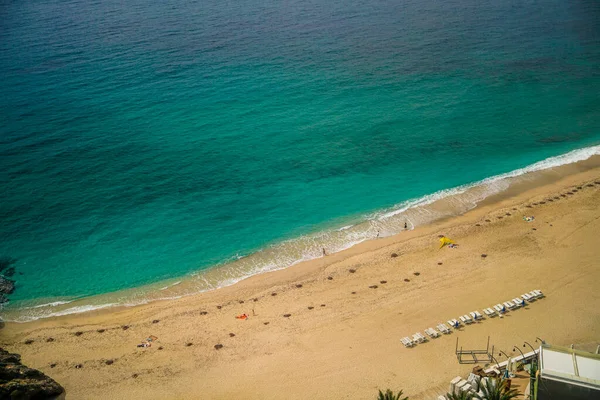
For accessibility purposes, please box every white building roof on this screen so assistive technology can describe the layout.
[539,344,600,390]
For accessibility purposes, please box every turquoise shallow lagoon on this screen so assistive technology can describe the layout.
[1,0,599,318]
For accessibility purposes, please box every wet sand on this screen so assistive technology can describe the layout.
[1,165,600,399]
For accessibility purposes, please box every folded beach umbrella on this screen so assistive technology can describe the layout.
[439,237,454,249]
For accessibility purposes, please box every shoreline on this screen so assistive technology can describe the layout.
[0,156,599,399]
[3,147,600,323]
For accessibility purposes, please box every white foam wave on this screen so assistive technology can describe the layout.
[21,300,74,309]
[159,281,181,290]
[10,303,118,322]
[377,145,600,221]
[9,145,600,321]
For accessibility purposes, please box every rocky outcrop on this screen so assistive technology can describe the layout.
[0,348,64,399]
[0,276,15,305]
[0,257,17,305]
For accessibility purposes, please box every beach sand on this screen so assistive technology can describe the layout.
[2,164,600,399]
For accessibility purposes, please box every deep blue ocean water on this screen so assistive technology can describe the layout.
[1,0,599,314]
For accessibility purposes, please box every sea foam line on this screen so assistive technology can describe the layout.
[8,145,600,322]
[377,145,600,220]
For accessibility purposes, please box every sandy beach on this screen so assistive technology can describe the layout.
[2,163,600,399]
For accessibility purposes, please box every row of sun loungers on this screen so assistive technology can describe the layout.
[401,289,544,347]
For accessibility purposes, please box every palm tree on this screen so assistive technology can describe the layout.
[377,389,408,400]
[474,377,520,400]
[446,391,474,400]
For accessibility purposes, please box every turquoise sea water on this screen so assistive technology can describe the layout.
[1,0,600,317]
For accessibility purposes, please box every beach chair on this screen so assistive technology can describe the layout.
[437,323,451,334]
[471,310,483,320]
[532,289,544,298]
[447,319,460,329]
[512,297,525,307]
[459,315,473,324]
[425,327,440,338]
[401,337,414,347]
[483,307,496,317]
[521,293,533,302]
[503,301,516,310]
[493,304,506,314]
[412,332,427,343]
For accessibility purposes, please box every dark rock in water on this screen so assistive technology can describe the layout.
[4,267,15,277]
[0,276,16,305]
[0,276,15,295]
[0,348,64,399]
[0,257,17,274]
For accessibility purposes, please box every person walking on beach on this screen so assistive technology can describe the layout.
[322,248,327,256]
[376,230,380,239]
[404,222,408,230]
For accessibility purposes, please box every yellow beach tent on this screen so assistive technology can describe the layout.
[439,237,455,249]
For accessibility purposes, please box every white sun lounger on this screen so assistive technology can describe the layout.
[459,315,473,324]
[425,328,440,338]
[504,301,516,310]
[412,332,427,343]
[483,307,496,317]
[437,323,451,334]
[512,297,525,307]
[401,337,414,347]
[521,293,533,302]
[447,319,460,329]
[532,289,544,298]
[470,311,483,320]
[494,304,507,313]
